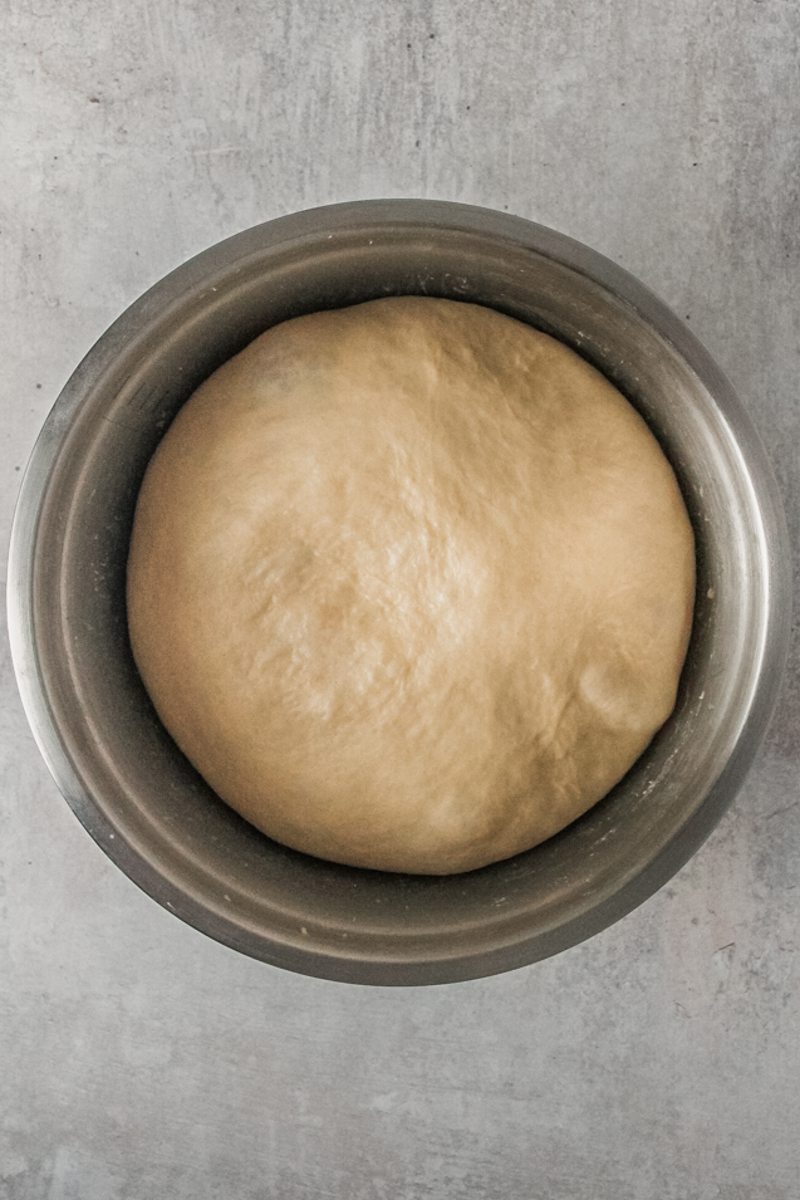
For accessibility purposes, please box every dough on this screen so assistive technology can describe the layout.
[127,297,694,874]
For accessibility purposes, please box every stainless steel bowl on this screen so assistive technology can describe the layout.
[7,200,791,985]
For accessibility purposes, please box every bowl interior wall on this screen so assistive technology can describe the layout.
[26,213,770,981]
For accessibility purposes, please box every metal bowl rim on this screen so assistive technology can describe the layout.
[6,198,792,985]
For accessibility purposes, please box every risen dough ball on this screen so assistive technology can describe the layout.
[127,297,694,874]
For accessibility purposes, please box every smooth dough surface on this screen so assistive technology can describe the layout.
[127,297,695,874]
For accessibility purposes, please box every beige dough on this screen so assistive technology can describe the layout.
[127,297,694,874]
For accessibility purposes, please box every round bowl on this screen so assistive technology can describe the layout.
[7,200,791,985]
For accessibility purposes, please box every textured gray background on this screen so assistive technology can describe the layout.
[1,1,799,1197]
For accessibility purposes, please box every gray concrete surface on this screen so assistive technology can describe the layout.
[1,1,799,1197]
